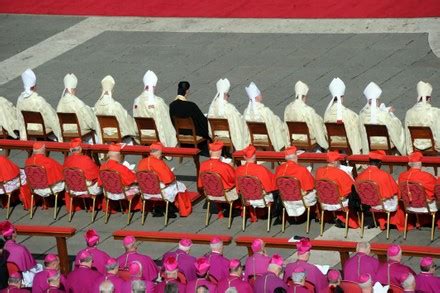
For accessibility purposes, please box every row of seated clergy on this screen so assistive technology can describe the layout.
[2,69,438,156]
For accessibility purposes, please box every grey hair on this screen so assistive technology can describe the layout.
[131,280,146,293]
[210,241,223,252]
[408,161,422,168]
[285,154,297,161]
[105,262,118,272]
[99,280,115,293]
[356,242,370,252]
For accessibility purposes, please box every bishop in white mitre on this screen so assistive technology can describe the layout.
[243,82,289,151]
[207,78,250,151]
[324,77,362,154]
[16,69,62,141]
[0,96,20,139]
[94,75,137,143]
[57,73,98,143]
[284,81,328,150]
[359,82,406,155]
[133,70,177,147]
[405,81,440,153]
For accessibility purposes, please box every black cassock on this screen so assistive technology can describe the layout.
[169,99,211,156]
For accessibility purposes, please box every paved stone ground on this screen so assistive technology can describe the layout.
[1,14,440,273]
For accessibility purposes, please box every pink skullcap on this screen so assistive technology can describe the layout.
[1,221,14,238]
[387,244,401,257]
[358,273,371,284]
[296,238,312,255]
[46,269,59,279]
[9,272,21,279]
[164,256,178,272]
[129,261,142,277]
[106,258,117,266]
[179,238,192,248]
[327,269,341,282]
[44,254,58,263]
[229,259,241,270]
[79,250,92,262]
[84,229,100,246]
[420,257,433,267]
[123,235,136,246]
[194,257,210,275]
[210,237,222,245]
[251,239,264,253]
[270,254,283,267]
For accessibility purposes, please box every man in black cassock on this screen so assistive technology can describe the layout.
[169,81,211,156]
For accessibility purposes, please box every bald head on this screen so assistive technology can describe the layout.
[356,242,371,254]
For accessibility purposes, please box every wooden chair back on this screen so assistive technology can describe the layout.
[208,118,233,147]
[246,121,274,150]
[96,115,122,144]
[286,121,316,150]
[325,122,352,154]
[134,117,159,146]
[364,124,393,153]
[57,112,83,141]
[21,110,49,140]
[408,126,436,152]
[173,116,201,146]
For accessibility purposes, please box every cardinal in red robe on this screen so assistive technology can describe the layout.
[0,155,32,210]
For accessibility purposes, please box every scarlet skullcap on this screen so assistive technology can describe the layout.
[79,250,92,262]
[326,151,343,163]
[368,150,386,161]
[409,151,423,163]
[84,229,100,246]
[251,239,264,253]
[123,236,136,247]
[327,269,341,282]
[44,254,58,263]
[229,259,241,270]
[243,144,256,159]
[106,258,117,266]
[194,257,210,275]
[46,269,59,279]
[150,142,163,152]
[108,144,121,153]
[0,221,14,238]
[210,237,222,245]
[129,261,142,277]
[387,244,401,257]
[270,254,283,267]
[179,238,192,248]
[296,238,312,255]
[358,273,371,284]
[9,272,21,279]
[284,146,297,156]
[33,142,45,150]
[209,141,224,152]
[163,256,178,271]
[420,257,433,267]
[69,138,82,149]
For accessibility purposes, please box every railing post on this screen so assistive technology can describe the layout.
[56,237,70,274]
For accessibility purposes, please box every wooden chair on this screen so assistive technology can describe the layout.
[173,116,207,163]
[99,169,137,224]
[208,118,234,151]
[63,167,98,223]
[134,117,159,146]
[276,176,313,233]
[136,170,170,226]
[315,179,350,238]
[355,180,391,239]
[408,126,438,155]
[236,175,272,232]
[24,165,62,220]
[57,112,95,143]
[286,121,318,151]
[365,124,397,173]
[325,122,352,154]
[0,173,23,219]
[21,111,53,141]
[200,171,239,228]
[339,281,362,293]
[246,121,274,151]
[96,115,122,144]
[399,181,437,241]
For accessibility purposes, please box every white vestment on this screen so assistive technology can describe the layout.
[133,91,177,147]
[359,104,406,155]
[324,103,362,154]
[0,170,26,194]
[94,94,137,140]
[57,92,98,138]
[142,181,186,202]
[0,97,19,139]
[16,92,62,141]
[283,190,317,217]
[404,102,440,153]
[284,99,329,149]
[244,102,289,151]
[208,98,250,151]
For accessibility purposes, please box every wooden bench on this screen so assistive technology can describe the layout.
[15,225,76,274]
[235,236,440,266]
[113,230,232,245]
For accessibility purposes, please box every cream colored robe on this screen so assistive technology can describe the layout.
[208,97,250,151]
[284,99,329,149]
[133,91,177,147]
[359,104,406,155]
[243,101,289,151]
[324,103,362,154]
[16,92,62,141]
[404,101,440,153]
[57,92,98,137]
[94,94,137,140]
[0,97,19,139]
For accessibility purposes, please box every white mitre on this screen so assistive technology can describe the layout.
[214,78,231,115]
[417,81,433,102]
[363,82,382,124]
[100,75,115,98]
[245,82,261,116]
[327,77,346,121]
[295,81,309,99]
[21,68,36,97]
[62,73,78,98]
[143,70,158,103]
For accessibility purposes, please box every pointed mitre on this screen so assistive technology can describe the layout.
[363,82,382,101]
[64,73,78,89]
[143,70,158,88]
[417,81,432,100]
[329,78,345,98]
[245,82,261,100]
[101,75,115,92]
[295,81,309,98]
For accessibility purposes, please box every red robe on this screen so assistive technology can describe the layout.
[198,158,235,190]
[138,156,175,184]
[275,161,314,191]
[398,168,436,200]
[98,160,136,187]
[0,156,31,210]
[235,163,275,193]
[25,154,64,185]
